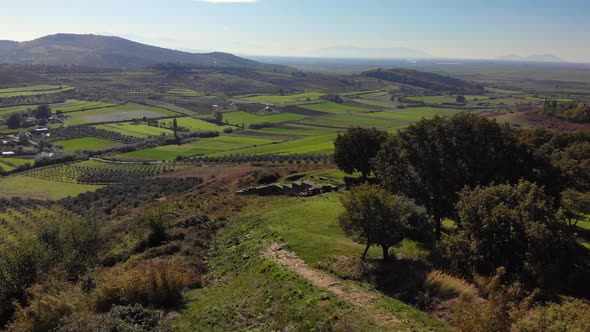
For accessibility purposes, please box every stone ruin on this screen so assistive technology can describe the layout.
[236,180,339,197]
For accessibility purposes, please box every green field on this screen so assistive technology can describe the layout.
[486,87,523,94]
[64,104,176,126]
[0,157,34,171]
[222,111,306,127]
[96,122,174,138]
[362,107,462,121]
[54,137,122,151]
[406,95,488,104]
[159,117,229,132]
[0,84,74,97]
[0,100,112,117]
[117,135,277,160]
[166,88,204,97]
[301,102,367,114]
[243,92,325,105]
[212,134,337,156]
[0,175,102,200]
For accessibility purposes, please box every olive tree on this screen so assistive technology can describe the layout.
[338,184,432,261]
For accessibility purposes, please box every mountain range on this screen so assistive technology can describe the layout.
[316,46,431,59]
[0,34,282,70]
[495,54,565,62]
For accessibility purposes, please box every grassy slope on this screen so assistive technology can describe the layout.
[176,193,447,331]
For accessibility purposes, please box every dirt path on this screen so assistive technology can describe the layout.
[264,242,403,330]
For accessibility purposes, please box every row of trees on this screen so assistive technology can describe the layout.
[334,114,589,291]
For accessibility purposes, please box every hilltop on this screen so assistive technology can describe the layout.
[362,68,484,93]
[0,34,284,70]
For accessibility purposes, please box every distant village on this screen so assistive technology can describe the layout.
[0,104,63,163]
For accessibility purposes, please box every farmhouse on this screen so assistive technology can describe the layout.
[1,151,16,157]
[34,128,49,135]
[35,151,54,160]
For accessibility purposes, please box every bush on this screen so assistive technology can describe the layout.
[56,304,170,332]
[513,299,590,332]
[223,127,233,134]
[10,277,89,332]
[95,260,192,311]
[424,270,478,300]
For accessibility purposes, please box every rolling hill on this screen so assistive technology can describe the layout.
[0,34,283,70]
[363,68,483,93]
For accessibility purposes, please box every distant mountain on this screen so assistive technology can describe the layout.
[363,68,483,93]
[0,34,283,70]
[496,54,564,62]
[316,46,431,59]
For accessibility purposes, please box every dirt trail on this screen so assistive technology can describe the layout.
[264,243,403,330]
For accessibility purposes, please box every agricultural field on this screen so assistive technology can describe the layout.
[242,92,325,105]
[300,102,367,114]
[211,134,337,156]
[406,95,488,104]
[159,117,229,132]
[222,111,306,127]
[54,137,123,151]
[0,175,102,200]
[21,159,188,184]
[0,84,74,97]
[362,107,462,121]
[64,104,176,126]
[116,135,278,160]
[96,122,174,138]
[167,88,204,97]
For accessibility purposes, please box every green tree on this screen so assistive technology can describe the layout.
[440,181,575,287]
[6,112,23,129]
[374,114,555,238]
[172,117,180,144]
[558,189,590,226]
[212,109,223,124]
[35,105,52,119]
[455,95,466,103]
[338,184,432,261]
[333,127,387,179]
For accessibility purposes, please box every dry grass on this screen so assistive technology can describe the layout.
[424,270,478,300]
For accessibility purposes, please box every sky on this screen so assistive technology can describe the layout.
[1,0,589,62]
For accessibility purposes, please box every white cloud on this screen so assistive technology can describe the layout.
[193,0,258,3]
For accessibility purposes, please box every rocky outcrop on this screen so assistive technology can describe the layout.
[236,181,339,197]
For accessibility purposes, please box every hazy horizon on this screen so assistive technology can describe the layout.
[1,0,589,62]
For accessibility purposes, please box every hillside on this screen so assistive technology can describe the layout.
[0,34,283,70]
[363,68,483,93]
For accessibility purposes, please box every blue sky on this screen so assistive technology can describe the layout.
[1,0,589,62]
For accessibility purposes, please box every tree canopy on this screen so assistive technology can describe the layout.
[333,127,386,179]
[439,181,575,287]
[338,184,432,261]
[374,114,558,238]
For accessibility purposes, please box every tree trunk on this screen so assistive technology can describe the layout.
[382,245,390,262]
[435,216,442,240]
[361,243,370,260]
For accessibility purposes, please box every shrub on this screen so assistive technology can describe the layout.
[513,299,590,332]
[10,277,90,332]
[424,270,478,300]
[95,260,192,311]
